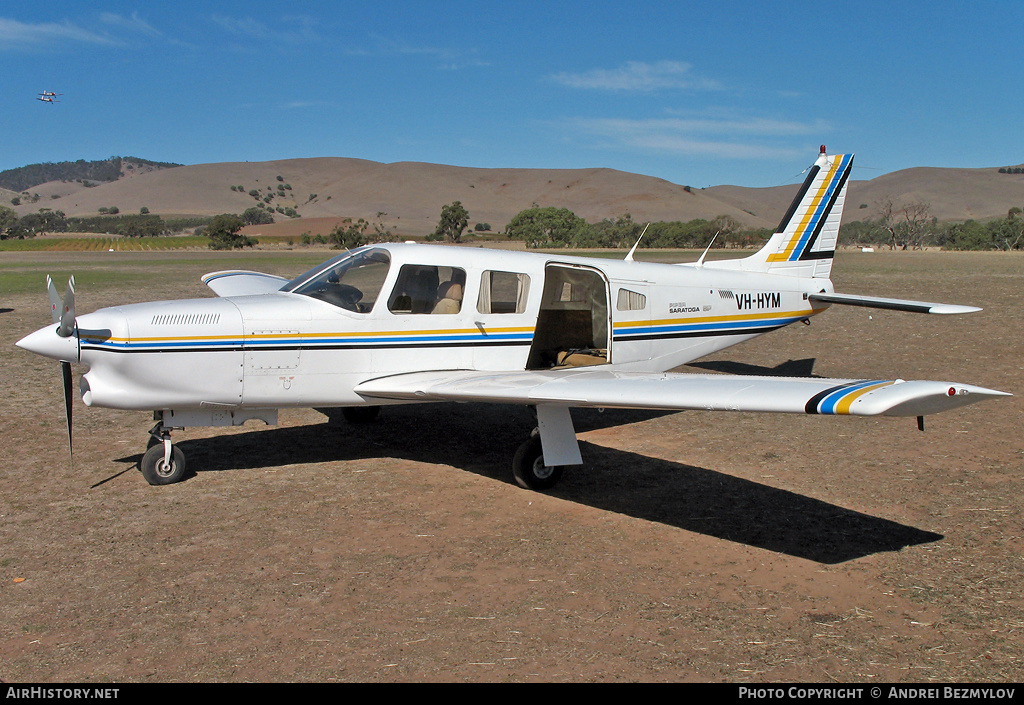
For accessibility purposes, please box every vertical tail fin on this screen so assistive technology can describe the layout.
[733,147,854,278]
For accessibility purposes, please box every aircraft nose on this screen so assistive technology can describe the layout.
[16,324,79,362]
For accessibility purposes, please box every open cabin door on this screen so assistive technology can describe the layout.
[527,264,611,370]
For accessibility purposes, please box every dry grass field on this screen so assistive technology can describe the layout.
[0,248,1021,683]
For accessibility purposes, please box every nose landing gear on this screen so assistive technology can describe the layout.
[141,422,186,485]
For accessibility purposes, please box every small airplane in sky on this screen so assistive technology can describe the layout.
[17,147,1010,488]
[37,91,62,103]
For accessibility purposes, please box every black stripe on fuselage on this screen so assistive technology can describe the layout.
[79,340,534,354]
[613,324,788,343]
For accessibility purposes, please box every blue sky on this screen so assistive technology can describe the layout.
[2,1,1021,188]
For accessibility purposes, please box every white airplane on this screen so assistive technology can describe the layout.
[17,148,1010,489]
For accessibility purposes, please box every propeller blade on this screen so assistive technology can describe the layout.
[61,360,74,467]
[58,276,76,338]
[47,275,61,323]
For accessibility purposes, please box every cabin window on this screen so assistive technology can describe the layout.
[477,271,530,314]
[288,248,391,313]
[388,265,466,314]
[616,288,647,311]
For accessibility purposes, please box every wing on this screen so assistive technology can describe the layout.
[202,270,290,297]
[355,368,1009,418]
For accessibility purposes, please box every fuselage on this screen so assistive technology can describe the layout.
[18,243,832,412]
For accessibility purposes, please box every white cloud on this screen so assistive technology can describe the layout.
[585,116,830,137]
[0,17,119,48]
[562,115,829,159]
[351,32,488,69]
[99,12,161,37]
[211,14,320,44]
[550,61,721,92]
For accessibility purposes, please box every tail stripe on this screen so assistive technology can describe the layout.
[788,154,849,260]
[773,165,819,234]
[793,153,853,262]
[768,153,853,263]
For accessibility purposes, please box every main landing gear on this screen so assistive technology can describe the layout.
[511,430,566,491]
[141,421,186,485]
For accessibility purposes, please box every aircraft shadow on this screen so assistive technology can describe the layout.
[686,357,820,377]
[114,402,940,564]
[0,308,14,315]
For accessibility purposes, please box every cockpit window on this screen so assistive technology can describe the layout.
[284,247,391,313]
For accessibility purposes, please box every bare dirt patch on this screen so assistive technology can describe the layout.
[0,250,1021,683]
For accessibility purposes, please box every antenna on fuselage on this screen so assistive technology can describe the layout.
[624,223,651,261]
[695,231,721,267]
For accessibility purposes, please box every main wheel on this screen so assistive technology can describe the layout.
[512,435,564,490]
[140,443,187,485]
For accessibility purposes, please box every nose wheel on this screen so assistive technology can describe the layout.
[141,422,187,485]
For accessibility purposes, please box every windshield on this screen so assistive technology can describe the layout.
[284,247,391,313]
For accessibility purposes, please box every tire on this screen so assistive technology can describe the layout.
[140,443,187,485]
[512,435,564,490]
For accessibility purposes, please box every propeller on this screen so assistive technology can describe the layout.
[48,274,76,337]
[46,275,77,466]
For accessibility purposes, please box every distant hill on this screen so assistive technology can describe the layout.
[4,155,1022,239]
[6,157,774,237]
[0,156,181,193]
[706,164,1024,226]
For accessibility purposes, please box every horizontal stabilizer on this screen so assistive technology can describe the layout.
[809,292,981,315]
[202,270,290,297]
[355,369,1009,418]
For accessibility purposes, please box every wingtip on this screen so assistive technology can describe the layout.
[927,304,982,315]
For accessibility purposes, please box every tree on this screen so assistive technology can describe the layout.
[0,205,17,238]
[242,206,275,225]
[205,214,255,250]
[372,211,395,242]
[505,206,591,248]
[328,217,370,249]
[6,209,68,239]
[878,198,933,250]
[990,216,1024,251]
[587,213,644,248]
[433,201,469,243]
